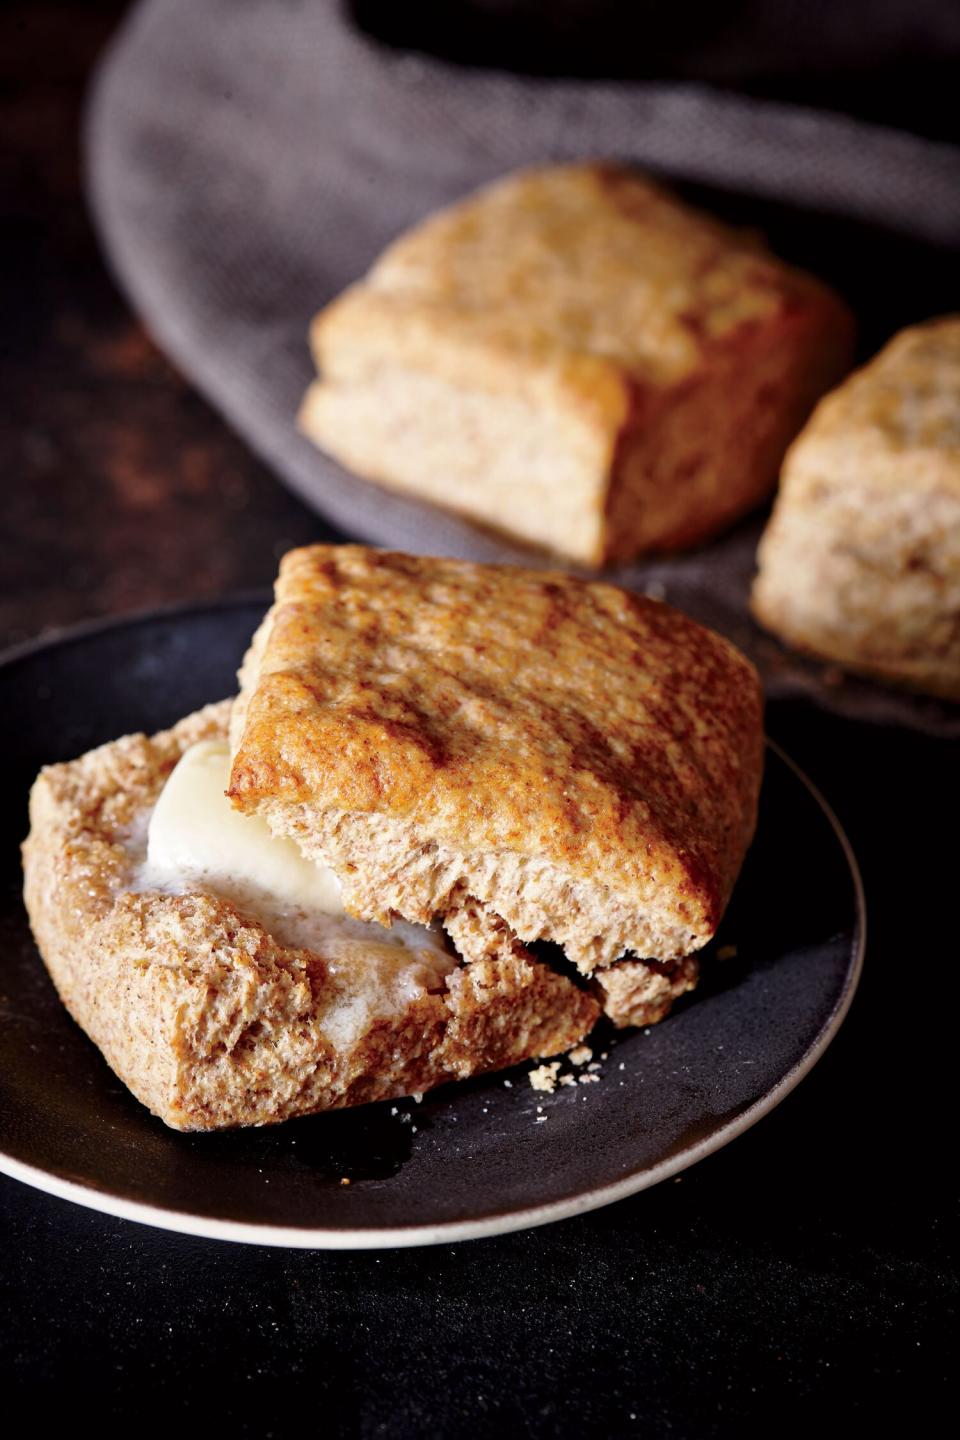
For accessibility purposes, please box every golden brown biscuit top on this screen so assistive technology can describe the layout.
[228,546,764,918]
[323,163,834,388]
[792,315,960,461]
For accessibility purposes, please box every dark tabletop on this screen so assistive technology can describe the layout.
[1,5,956,1433]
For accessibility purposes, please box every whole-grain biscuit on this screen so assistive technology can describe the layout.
[229,546,765,972]
[752,315,960,700]
[23,701,599,1131]
[300,163,853,564]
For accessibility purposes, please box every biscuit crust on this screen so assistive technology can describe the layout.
[300,163,853,564]
[752,315,960,700]
[22,702,599,1131]
[229,546,764,970]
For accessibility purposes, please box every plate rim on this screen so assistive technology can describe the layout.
[0,601,866,1249]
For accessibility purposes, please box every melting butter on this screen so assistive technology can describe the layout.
[146,739,346,920]
[141,740,455,1052]
[143,740,453,973]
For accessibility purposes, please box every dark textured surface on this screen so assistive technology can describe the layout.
[1,3,956,1432]
[0,3,339,656]
[0,603,859,1238]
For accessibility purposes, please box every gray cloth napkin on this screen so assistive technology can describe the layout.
[86,0,960,735]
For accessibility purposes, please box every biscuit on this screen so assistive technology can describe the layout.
[22,701,599,1131]
[228,546,765,973]
[595,957,700,1029]
[299,163,853,564]
[752,316,960,700]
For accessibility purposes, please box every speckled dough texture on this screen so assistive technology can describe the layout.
[22,702,599,1132]
[229,546,765,971]
[299,163,854,565]
[752,315,960,700]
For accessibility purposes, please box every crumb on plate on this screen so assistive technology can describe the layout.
[529,1061,561,1092]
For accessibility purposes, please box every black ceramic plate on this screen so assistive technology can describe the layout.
[0,601,864,1248]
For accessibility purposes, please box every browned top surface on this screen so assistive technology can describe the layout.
[229,545,764,916]
[314,163,847,403]
[785,314,960,476]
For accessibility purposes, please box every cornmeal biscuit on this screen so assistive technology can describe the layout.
[228,546,765,973]
[752,316,960,700]
[22,702,599,1131]
[299,163,853,564]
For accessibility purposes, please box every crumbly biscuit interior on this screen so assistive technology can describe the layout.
[140,730,697,1020]
[23,700,605,1128]
[134,735,459,1054]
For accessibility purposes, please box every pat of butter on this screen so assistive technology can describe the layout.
[146,739,345,919]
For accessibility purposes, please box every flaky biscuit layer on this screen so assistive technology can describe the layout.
[23,702,600,1131]
[753,315,960,700]
[301,163,853,563]
[230,547,764,969]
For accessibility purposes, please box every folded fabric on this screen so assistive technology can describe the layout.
[86,0,960,734]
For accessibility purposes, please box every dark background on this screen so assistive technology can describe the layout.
[353,0,960,140]
[1,3,957,1432]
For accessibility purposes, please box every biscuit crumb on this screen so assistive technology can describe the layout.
[567,1045,593,1067]
[413,1092,423,1104]
[535,1115,548,1124]
[559,1074,576,1088]
[503,1079,513,1088]
[578,1073,600,1085]
[587,1062,601,1073]
[529,1061,561,1092]
[340,1177,351,1186]
[717,944,738,961]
